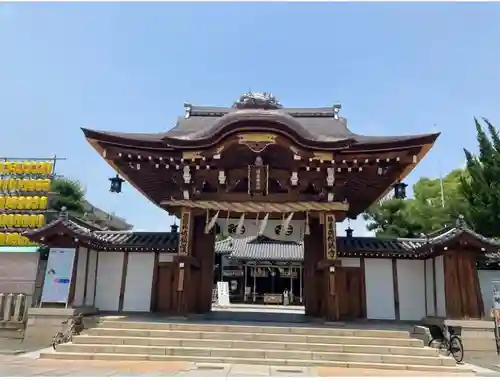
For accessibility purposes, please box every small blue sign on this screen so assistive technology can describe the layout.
[54,278,70,284]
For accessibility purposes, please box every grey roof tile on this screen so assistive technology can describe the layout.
[24,215,500,258]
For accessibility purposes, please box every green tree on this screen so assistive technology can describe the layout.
[50,177,86,215]
[363,198,423,238]
[460,118,500,237]
[363,169,468,238]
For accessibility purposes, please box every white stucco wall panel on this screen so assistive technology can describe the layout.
[85,250,97,306]
[341,258,360,267]
[72,247,88,306]
[478,270,500,316]
[95,251,124,311]
[123,252,155,312]
[397,260,426,321]
[435,256,446,317]
[159,253,174,262]
[364,258,395,320]
[425,259,435,316]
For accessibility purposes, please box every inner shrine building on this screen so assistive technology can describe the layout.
[24,92,500,322]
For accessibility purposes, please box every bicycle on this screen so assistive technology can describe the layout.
[428,324,464,363]
[52,313,84,350]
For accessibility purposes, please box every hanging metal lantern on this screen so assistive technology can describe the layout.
[393,181,407,200]
[345,227,354,238]
[109,174,124,194]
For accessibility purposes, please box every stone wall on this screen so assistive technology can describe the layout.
[24,306,99,343]
[422,317,497,353]
[0,293,29,339]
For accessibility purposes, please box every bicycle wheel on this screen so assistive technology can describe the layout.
[450,335,464,363]
[52,332,64,350]
[429,338,450,356]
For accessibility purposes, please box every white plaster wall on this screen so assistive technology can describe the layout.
[123,252,155,312]
[72,247,88,306]
[95,251,124,311]
[397,260,426,321]
[435,256,447,317]
[478,270,500,316]
[84,250,97,306]
[341,258,360,267]
[364,258,395,320]
[159,253,174,262]
[425,259,435,316]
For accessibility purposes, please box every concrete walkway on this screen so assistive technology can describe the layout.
[0,355,480,377]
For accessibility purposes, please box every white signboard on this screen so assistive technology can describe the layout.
[217,281,230,307]
[41,248,76,306]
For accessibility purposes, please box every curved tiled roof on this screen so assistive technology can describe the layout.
[217,236,304,261]
[165,106,439,149]
[24,217,178,252]
[81,102,439,151]
[23,215,500,258]
[215,235,427,261]
[214,218,500,261]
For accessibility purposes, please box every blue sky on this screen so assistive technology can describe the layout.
[1,3,499,235]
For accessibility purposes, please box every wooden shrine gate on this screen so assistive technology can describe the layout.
[153,207,365,321]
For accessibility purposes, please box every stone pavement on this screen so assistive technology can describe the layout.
[464,351,500,372]
[0,337,48,355]
[0,355,480,377]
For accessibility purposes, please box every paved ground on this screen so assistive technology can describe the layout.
[0,336,499,376]
[0,356,481,377]
[2,307,500,377]
[464,352,500,372]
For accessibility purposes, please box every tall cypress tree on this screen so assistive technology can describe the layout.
[460,118,500,237]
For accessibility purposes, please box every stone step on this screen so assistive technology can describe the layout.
[55,343,456,367]
[57,343,455,366]
[68,343,451,366]
[88,328,422,347]
[73,335,437,357]
[97,320,410,338]
[40,351,470,374]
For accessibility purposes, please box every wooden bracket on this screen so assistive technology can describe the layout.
[173,255,200,269]
[316,259,341,271]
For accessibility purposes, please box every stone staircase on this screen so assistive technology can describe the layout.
[42,318,468,372]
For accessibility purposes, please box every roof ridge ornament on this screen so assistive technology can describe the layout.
[59,206,68,221]
[333,104,342,120]
[232,91,282,110]
[456,214,467,228]
[184,103,192,119]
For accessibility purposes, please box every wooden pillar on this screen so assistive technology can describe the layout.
[392,258,400,320]
[118,251,129,311]
[191,214,216,314]
[82,247,90,305]
[320,213,341,321]
[150,251,159,312]
[303,217,322,317]
[172,208,195,315]
[67,243,80,307]
[360,257,367,318]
